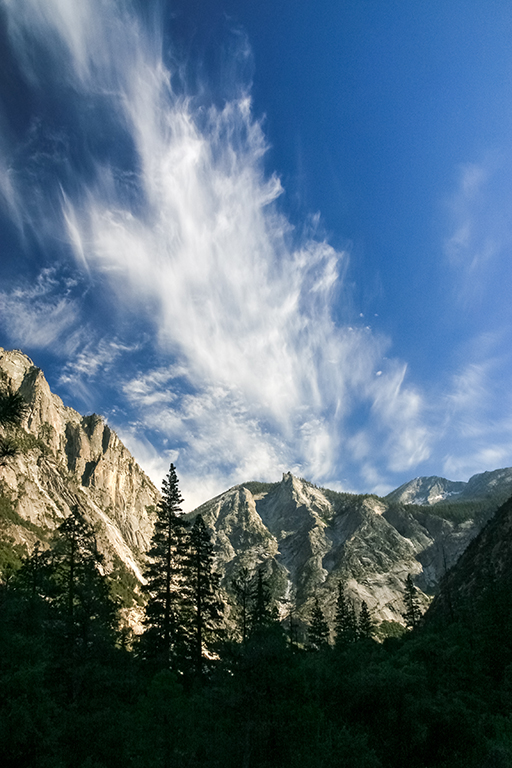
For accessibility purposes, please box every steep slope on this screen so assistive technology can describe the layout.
[0,348,158,581]
[427,494,512,623]
[2,347,510,636]
[188,471,509,630]
[385,468,512,506]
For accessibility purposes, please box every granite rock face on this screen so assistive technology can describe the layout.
[0,348,158,580]
[188,470,510,629]
[2,347,511,634]
[385,469,512,506]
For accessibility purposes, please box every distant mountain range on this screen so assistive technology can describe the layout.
[1,346,512,632]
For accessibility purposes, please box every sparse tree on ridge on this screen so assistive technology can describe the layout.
[0,385,29,464]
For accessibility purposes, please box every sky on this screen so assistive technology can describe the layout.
[1,0,512,510]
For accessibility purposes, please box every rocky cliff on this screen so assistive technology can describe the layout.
[187,471,510,631]
[2,347,510,635]
[0,348,158,581]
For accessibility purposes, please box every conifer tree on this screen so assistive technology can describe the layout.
[251,568,274,631]
[334,581,358,645]
[0,386,28,464]
[358,601,374,640]
[189,514,223,674]
[141,464,190,668]
[308,597,330,650]
[232,566,252,643]
[403,574,422,630]
[49,505,117,651]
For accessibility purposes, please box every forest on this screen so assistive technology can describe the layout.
[1,462,512,768]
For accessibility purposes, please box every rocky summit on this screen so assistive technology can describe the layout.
[0,348,158,586]
[1,347,512,632]
[188,470,511,630]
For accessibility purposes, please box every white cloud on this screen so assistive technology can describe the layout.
[444,155,512,304]
[0,0,437,503]
[0,268,80,350]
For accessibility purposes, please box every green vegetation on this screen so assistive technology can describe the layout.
[2,538,512,767]
[405,497,502,525]
[241,480,279,495]
[1,463,512,767]
[109,554,144,609]
[0,485,48,537]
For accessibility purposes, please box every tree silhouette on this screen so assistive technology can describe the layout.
[141,464,190,668]
[189,514,223,674]
[232,566,252,643]
[403,574,422,630]
[334,581,358,645]
[308,597,330,649]
[358,601,374,640]
[251,568,274,631]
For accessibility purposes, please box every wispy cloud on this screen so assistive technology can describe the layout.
[440,332,512,480]
[0,0,438,505]
[0,268,81,350]
[444,155,512,306]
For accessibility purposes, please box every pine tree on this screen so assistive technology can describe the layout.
[232,566,252,643]
[251,568,274,632]
[141,464,190,668]
[334,581,358,645]
[48,506,117,653]
[189,514,223,674]
[358,601,374,640]
[0,386,28,464]
[308,597,330,650]
[403,574,422,630]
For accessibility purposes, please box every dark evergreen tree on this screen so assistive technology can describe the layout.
[232,566,252,643]
[251,568,274,631]
[403,574,422,630]
[0,387,28,426]
[0,386,28,464]
[47,506,117,654]
[140,464,190,668]
[189,514,223,674]
[334,581,358,645]
[307,597,330,650]
[358,601,374,640]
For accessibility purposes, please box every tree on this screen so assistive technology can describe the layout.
[334,581,358,645]
[189,514,223,674]
[358,601,374,640]
[232,566,252,643]
[308,597,330,650]
[403,574,422,630]
[47,506,117,654]
[0,386,28,464]
[251,568,274,632]
[140,464,190,668]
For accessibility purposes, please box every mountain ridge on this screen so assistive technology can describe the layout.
[2,347,512,633]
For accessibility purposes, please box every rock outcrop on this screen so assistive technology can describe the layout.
[0,348,158,581]
[188,471,510,629]
[2,347,511,635]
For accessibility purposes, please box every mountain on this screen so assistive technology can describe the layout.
[2,347,511,634]
[187,470,511,632]
[427,493,512,624]
[0,348,158,599]
[385,469,512,506]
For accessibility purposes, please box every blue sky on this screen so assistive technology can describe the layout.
[1,0,512,509]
